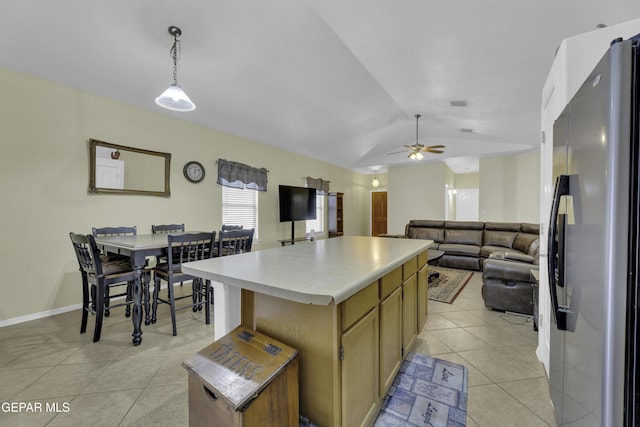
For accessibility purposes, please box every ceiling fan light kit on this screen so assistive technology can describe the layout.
[387,114,445,161]
[155,26,196,112]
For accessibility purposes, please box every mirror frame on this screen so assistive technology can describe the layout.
[88,138,171,197]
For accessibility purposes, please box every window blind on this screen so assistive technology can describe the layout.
[222,186,258,238]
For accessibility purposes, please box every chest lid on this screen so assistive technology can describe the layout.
[182,326,298,411]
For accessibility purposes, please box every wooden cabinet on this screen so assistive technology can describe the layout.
[341,308,379,427]
[417,249,429,332]
[402,258,418,351]
[379,286,402,396]
[328,192,344,237]
[417,263,429,331]
[402,274,417,351]
[248,252,428,427]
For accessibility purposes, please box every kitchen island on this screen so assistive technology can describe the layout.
[182,235,432,427]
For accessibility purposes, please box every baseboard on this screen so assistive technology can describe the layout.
[0,281,184,328]
[0,303,83,328]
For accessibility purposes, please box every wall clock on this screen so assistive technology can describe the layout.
[183,161,205,183]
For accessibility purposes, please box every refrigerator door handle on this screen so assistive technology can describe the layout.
[548,174,569,331]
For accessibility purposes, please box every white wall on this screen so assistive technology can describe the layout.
[0,67,370,322]
[387,162,447,234]
[479,150,540,223]
[388,151,540,234]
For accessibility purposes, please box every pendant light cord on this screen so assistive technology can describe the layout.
[170,36,181,85]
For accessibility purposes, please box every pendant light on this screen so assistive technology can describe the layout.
[372,174,380,188]
[155,26,196,112]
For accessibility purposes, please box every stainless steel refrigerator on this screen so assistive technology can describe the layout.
[548,35,640,426]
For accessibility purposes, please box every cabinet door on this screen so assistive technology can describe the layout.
[417,264,429,331]
[379,286,402,397]
[341,308,379,427]
[402,274,417,352]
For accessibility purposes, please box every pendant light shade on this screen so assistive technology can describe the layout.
[155,84,196,112]
[372,175,380,188]
[155,26,196,112]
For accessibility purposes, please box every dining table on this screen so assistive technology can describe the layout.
[94,233,171,346]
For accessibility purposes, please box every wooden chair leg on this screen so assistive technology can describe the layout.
[204,280,211,325]
[197,279,204,311]
[143,273,151,326]
[80,274,90,334]
[104,285,111,318]
[168,280,177,336]
[151,275,160,324]
[93,283,105,343]
[125,281,133,318]
[192,280,199,312]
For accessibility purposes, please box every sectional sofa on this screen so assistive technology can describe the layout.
[402,220,540,315]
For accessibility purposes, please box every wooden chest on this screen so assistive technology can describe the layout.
[182,326,299,427]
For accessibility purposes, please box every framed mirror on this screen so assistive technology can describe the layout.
[88,139,171,197]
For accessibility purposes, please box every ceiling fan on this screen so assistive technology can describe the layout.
[387,114,445,160]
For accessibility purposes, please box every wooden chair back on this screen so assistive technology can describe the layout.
[221,224,243,231]
[167,232,216,273]
[217,228,254,257]
[70,232,104,276]
[152,224,185,234]
[92,226,137,237]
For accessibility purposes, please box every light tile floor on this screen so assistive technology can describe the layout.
[419,272,556,426]
[0,273,556,426]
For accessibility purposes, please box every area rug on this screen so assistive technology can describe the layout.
[375,353,468,426]
[427,266,473,304]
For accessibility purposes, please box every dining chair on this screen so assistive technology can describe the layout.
[152,231,216,336]
[69,232,151,342]
[216,228,254,257]
[221,224,243,231]
[151,224,185,234]
[151,223,186,265]
[92,226,138,316]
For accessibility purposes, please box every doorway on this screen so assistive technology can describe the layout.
[371,191,387,236]
[455,188,479,221]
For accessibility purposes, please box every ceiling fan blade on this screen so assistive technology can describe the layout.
[402,145,414,149]
[386,150,406,155]
[426,145,446,149]
[425,149,444,154]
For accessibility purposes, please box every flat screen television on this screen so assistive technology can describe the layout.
[279,185,316,222]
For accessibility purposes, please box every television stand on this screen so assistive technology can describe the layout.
[277,237,309,247]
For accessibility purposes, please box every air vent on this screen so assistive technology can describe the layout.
[450,100,467,107]
[461,128,473,133]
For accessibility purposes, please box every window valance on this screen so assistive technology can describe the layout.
[217,159,268,192]
[305,177,330,194]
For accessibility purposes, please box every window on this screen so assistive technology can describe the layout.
[306,193,324,235]
[222,186,258,239]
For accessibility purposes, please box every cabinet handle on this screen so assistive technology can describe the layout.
[203,385,218,401]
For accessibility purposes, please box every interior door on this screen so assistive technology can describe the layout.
[371,191,387,236]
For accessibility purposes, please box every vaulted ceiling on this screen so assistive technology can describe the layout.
[2,1,639,173]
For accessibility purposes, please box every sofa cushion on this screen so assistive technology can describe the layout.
[484,222,521,232]
[444,229,482,246]
[407,227,444,242]
[480,245,527,259]
[483,230,517,248]
[513,233,539,254]
[439,254,480,270]
[408,220,444,228]
[521,223,540,234]
[438,243,480,257]
[444,221,484,230]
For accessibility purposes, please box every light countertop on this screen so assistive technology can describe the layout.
[182,235,432,306]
